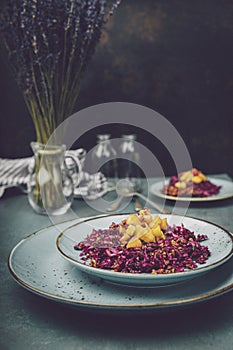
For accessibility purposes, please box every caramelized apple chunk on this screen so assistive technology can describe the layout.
[119,209,168,247]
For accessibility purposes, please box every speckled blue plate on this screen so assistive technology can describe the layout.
[150,177,233,202]
[56,214,233,287]
[8,218,233,311]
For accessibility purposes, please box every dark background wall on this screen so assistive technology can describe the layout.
[0,0,232,175]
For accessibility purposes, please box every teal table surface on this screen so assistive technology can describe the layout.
[0,176,233,350]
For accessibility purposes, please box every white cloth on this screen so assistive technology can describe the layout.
[0,150,109,200]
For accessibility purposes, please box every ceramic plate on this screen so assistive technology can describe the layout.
[8,220,233,311]
[56,214,233,287]
[150,177,233,202]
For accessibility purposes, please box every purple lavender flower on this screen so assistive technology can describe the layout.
[1,0,121,143]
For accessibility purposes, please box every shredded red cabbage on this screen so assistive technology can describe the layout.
[166,176,221,197]
[74,224,211,274]
[192,180,221,197]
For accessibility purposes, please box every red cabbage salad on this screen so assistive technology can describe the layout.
[163,168,221,197]
[74,209,211,274]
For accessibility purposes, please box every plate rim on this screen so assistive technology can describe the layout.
[8,219,233,310]
[56,213,233,284]
[150,177,233,202]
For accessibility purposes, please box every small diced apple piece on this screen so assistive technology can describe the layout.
[175,181,186,188]
[143,214,152,223]
[151,226,165,240]
[135,225,146,237]
[120,233,130,243]
[152,216,162,227]
[126,225,136,236]
[140,230,155,243]
[180,170,192,182]
[160,218,167,230]
[126,237,142,249]
[192,176,202,184]
[198,172,207,181]
[126,214,140,226]
[119,225,126,234]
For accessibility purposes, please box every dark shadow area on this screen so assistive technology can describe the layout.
[16,285,233,341]
[0,0,232,175]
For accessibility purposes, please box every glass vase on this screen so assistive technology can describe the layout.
[28,142,74,215]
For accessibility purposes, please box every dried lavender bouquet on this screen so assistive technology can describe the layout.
[1,0,121,215]
[1,0,121,144]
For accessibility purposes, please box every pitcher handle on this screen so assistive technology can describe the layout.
[65,151,83,187]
